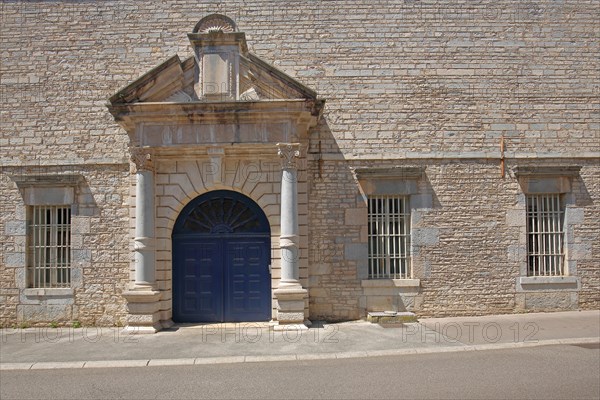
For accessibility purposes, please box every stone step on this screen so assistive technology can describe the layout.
[367,312,418,324]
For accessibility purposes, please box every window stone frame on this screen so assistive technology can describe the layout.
[9,174,87,309]
[511,166,582,293]
[353,166,434,287]
[352,166,439,313]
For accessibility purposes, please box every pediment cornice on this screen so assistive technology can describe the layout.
[108,99,323,132]
[107,16,324,154]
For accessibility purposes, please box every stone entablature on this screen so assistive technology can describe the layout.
[109,100,320,152]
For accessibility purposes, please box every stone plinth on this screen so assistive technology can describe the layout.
[122,289,162,333]
[273,286,308,330]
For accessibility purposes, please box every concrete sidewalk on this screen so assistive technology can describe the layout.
[1,310,598,370]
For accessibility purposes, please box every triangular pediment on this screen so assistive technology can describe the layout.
[107,15,324,152]
[108,51,317,105]
[108,55,194,104]
[238,54,317,101]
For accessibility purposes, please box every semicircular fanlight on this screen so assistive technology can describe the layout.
[180,196,263,234]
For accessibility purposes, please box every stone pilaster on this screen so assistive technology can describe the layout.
[274,143,308,329]
[123,148,161,333]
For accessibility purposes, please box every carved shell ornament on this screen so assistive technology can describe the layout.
[193,14,237,34]
[205,25,233,33]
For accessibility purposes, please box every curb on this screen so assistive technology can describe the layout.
[1,337,598,371]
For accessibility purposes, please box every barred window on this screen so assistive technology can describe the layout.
[28,206,72,288]
[526,194,565,276]
[368,196,411,279]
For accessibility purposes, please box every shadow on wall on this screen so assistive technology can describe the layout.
[306,116,366,320]
[573,171,594,207]
[306,115,453,320]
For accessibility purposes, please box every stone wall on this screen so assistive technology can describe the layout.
[2,0,598,165]
[0,165,130,327]
[1,1,598,326]
[307,159,599,319]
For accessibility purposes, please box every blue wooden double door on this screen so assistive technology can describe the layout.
[172,190,272,323]
[173,237,270,322]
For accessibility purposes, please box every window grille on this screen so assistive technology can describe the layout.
[526,194,565,276]
[28,206,72,288]
[368,196,411,279]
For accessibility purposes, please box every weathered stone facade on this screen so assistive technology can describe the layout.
[1,1,598,327]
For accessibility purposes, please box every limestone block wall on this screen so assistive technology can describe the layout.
[307,157,599,320]
[0,165,130,327]
[1,1,598,325]
[576,167,600,310]
[2,1,598,164]
[307,158,364,320]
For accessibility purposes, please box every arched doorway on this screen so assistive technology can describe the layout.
[172,190,271,322]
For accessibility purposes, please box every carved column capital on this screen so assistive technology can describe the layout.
[277,143,300,170]
[130,148,154,173]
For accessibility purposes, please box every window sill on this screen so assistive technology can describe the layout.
[362,279,420,288]
[23,288,74,298]
[516,276,579,292]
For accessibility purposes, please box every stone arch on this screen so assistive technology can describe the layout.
[151,159,283,323]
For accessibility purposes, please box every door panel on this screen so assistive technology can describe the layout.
[225,239,271,321]
[172,190,272,323]
[173,239,223,322]
[173,237,270,322]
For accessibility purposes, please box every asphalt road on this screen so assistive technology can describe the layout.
[1,344,598,399]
